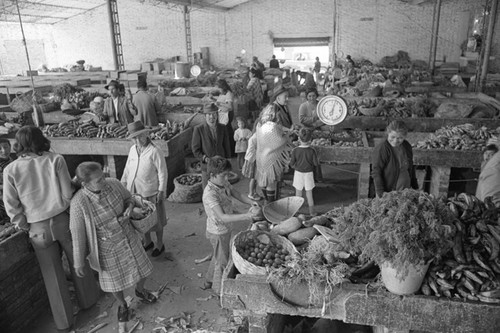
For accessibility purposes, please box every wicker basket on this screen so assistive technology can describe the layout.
[263,196,304,224]
[231,230,297,275]
[9,91,45,113]
[129,194,157,233]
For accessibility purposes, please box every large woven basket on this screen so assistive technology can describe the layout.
[129,194,157,233]
[263,196,304,224]
[9,91,45,113]
[231,230,297,275]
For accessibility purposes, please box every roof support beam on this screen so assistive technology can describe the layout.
[160,0,228,12]
[19,1,89,11]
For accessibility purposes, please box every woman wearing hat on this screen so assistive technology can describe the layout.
[103,80,137,126]
[121,121,168,257]
[271,86,293,129]
[255,104,292,202]
[192,103,231,189]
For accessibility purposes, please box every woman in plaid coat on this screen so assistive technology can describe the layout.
[70,162,157,329]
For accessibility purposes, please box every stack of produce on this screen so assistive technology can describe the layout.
[52,83,105,109]
[175,174,201,186]
[421,193,500,303]
[42,119,187,140]
[415,124,495,150]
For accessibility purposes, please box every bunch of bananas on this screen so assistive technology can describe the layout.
[416,124,494,150]
[421,193,500,303]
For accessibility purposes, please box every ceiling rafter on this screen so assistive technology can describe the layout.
[159,0,229,12]
[18,1,89,11]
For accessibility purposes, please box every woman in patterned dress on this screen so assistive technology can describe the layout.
[70,162,157,328]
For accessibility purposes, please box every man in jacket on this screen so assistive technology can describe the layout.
[192,103,231,189]
[103,80,137,126]
[132,80,160,127]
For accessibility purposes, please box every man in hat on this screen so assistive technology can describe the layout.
[132,80,160,127]
[192,103,231,189]
[103,80,137,126]
[271,86,293,129]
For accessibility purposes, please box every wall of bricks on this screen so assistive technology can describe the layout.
[0,232,49,333]
[0,0,498,74]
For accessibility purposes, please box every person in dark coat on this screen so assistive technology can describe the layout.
[270,86,293,130]
[269,55,280,69]
[371,120,418,197]
[192,103,231,189]
[102,80,137,126]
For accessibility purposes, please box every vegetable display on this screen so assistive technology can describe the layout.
[329,189,456,277]
[176,174,201,186]
[42,119,187,140]
[416,124,495,150]
[421,193,500,303]
[235,238,291,268]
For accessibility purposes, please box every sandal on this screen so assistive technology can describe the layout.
[135,288,158,304]
[117,304,129,322]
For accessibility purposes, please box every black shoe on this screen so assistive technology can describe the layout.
[151,245,165,257]
[117,304,129,322]
[143,242,154,251]
[135,288,157,303]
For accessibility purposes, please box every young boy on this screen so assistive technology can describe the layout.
[201,156,260,293]
[0,138,12,173]
[290,128,320,216]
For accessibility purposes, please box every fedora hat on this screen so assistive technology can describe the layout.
[105,80,120,90]
[127,120,152,139]
[202,103,218,114]
[271,85,288,102]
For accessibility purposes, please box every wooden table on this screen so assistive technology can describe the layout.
[6,128,192,195]
[221,261,500,333]
[315,131,482,199]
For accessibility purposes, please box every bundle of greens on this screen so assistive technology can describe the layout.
[331,189,456,276]
[267,236,350,305]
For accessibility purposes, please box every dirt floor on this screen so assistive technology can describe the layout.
[27,162,360,333]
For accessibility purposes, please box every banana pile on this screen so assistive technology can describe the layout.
[43,120,128,139]
[416,124,495,150]
[421,193,500,303]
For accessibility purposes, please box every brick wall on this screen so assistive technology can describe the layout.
[0,0,498,74]
[0,232,49,333]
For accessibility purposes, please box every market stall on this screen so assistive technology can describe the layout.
[222,191,500,333]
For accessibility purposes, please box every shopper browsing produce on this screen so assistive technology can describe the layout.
[121,120,168,257]
[247,67,264,114]
[271,86,293,130]
[255,104,292,202]
[202,156,261,293]
[476,144,500,205]
[481,144,498,171]
[70,162,157,331]
[242,133,261,201]
[371,120,418,197]
[191,103,232,189]
[290,128,321,216]
[298,88,324,128]
[3,126,99,331]
[132,80,160,127]
[102,80,137,126]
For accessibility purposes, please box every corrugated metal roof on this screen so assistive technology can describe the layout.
[0,0,105,24]
[0,0,251,24]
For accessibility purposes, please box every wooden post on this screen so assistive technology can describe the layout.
[358,131,371,199]
[428,0,442,74]
[429,166,451,198]
[478,0,499,92]
[104,155,117,178]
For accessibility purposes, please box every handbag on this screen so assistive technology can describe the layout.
[129,194,157,233]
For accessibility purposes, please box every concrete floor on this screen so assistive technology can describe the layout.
[26,161,360,333]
